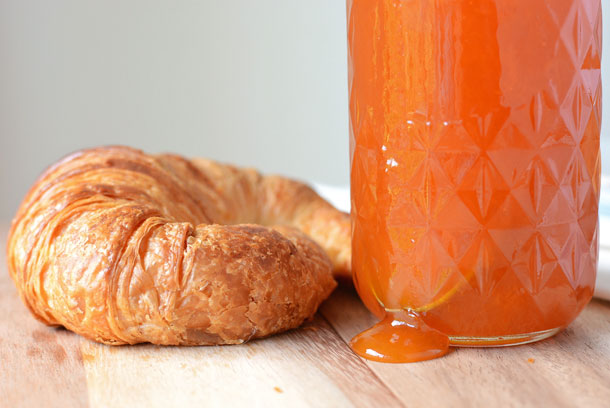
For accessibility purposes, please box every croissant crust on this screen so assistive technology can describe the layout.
[7,146,351,345]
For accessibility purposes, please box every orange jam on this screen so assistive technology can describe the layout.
[348,0,601,362]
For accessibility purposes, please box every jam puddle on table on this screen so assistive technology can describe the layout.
[350,310,450,363]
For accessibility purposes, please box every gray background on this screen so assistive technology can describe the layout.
[0,0,349,220]
[0,1,608,220]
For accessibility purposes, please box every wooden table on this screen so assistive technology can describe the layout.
[1,224,610,408]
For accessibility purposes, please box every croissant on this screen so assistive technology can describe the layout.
[7,146,351,345]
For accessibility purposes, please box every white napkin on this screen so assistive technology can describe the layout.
[596,176,610,301]
[314,182,610,302]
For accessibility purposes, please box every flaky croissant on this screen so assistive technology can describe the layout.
[7,146,351,345]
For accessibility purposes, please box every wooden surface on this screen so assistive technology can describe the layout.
[1,223,610,408]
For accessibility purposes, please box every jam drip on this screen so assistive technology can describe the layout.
[350,311,450,363]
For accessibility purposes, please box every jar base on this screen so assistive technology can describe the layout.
[449,327,562,347]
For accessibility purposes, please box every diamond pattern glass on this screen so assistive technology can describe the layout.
[349,0,601,337]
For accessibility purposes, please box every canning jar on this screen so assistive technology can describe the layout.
[348,0,602,362]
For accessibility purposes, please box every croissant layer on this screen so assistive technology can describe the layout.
[7,146,350,345]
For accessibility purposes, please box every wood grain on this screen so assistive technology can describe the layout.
[320,286,610,408]
[78,314,401,408]
[2,223,610,407]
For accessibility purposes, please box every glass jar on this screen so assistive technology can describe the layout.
[348,0,601,362]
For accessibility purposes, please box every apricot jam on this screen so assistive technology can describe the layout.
[348,0,601,363]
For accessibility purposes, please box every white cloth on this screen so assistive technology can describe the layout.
[596,176,610,301]
[314,182,610,301]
